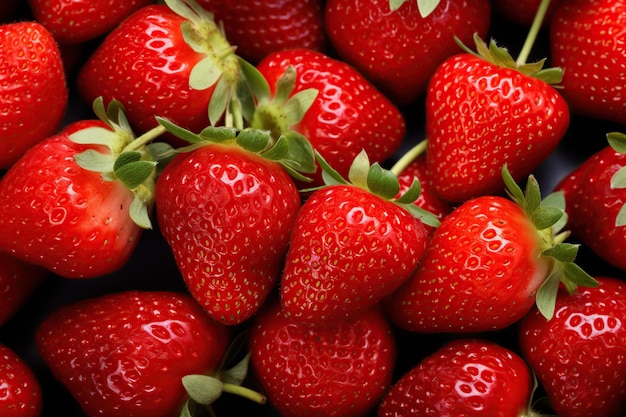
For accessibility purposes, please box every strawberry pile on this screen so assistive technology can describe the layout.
[1,0,625,417]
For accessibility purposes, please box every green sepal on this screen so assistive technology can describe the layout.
[70,126,120,148]
[541,242,579,263]
[115,159,157,190]
[283,88,319,127]
[208,75,232,126]
[130,190,153,230]
[562,262,599,288]
[316,150,348,187]
[542,191,567,233]
[220,353,251,386]
[236,128,271,153]
[367,163,401,200]
[182,374,224,406]
[389,0,441,17]
[616,204,626,227]
[200,125,238,142]
[610,166,626,189]
[74,150,116,175]
[237,56,270,105]
[531,206,564,231]
[607,131,626,153]
[395,178,421,205]
[189,55,223,90]
[399,203,441,228]
[536,268,561,320]
[282,131,316,175]
[157,117,204,144]
[347,150,372,189]
[260,134,289,161]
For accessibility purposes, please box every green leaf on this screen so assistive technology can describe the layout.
[237,56,270,104]
[502,165,525,204]
[115,160,157,190]
[533,67,564,84]
[316,151,347,186]
[542,191,566,211]
[182,374,223,406]
[562,262,599,288]
[347,150,371,189]
[189,56,223,90]
[200,126,237,142]
[74,150,116,174]
[541,243,579,263]
[395,178,421,205]
[261,134,289,161]
[208,76,232,126]
[129,193,152,230]
[400,203,441,227]
[69,127,119,147]
[524,175,542,215]
[367,163,400,200]
[273,65,297,106]
[283,131,316,174]
[536,268,561,320]
[616,203,626,227]
[157,117,203,144]
[220,353,251,386]
[283,88,319,126]
[114,151,142,171]
[610,166,626,189]
[236,128,270,153]
[532,206,563,230]
[389,0,408,11]
[179,399,193,417]
[607,132,626,154]
[416,0,441,17]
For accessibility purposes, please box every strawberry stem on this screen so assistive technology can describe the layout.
[390,139,427,176]
[221,383,267,404]
[123,124,168,153]
[516,0,551,66]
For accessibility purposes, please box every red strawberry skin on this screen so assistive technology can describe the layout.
[197,0,326,63]
[324,0,491,105]
[0,252,47,327]
[519,277,626,417]
[280,184,429,325]
[0,344,42,417]
[36,290,230,417]
[378,339,533,417]
[28,0,153,44]
[550,0,626,125]
[156,144,301,325]
[77,5,213,136]
[249,301,397,417]
[255,48,406,187]
[0,21,68,169]
[387,196,549,332]
[0,120,142,278]
[425,54,570,203]
[555,145,626,271]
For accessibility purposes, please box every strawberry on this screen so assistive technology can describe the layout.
[280,151,436,325]
[386,167,597,333]
[425,33,569,202]
[555,132,626,271]
[196,0,326,64]
[0,99,166,278]
[378,338,534,417]
[155,122,314,325]
[0,252,47,327]
[0,343,42,417]
[249,48,406,187]
[0,21,68,170]
[35,290,256,417]
[77,0,243,138]
[324,0,491,105]
[519,276,626,417]
[28,0,154,44]
[249,300,397,417]
[550,0,626,126]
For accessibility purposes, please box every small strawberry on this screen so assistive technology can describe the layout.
[0,344,42,417]
[280,151,437,326]
[324,0,491,105]
[36,290,268,417]
[550,0,626,125]
[378,338,534,417]
[155,121,314,325]
[386,167,598,333]
[519,276,626,417]
[555,132,626,271]
[0,21,68,169]
[28,0,154,44]
[425,33,569,202]
[0,252,48,327]
[249,300,397,417]
[248,48,406,187]
[196,0,326,64]
[0,98,167,278]
[77,0,243,137]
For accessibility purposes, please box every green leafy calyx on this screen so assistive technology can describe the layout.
[607,132,626,226]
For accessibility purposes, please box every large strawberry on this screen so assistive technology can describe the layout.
[280,151,436,326]
[36,290,266,417]
[555,132,626,271]
[378,338,534,417]
[155,121,314,325]
[0,343,42,417]
[28,0,154,44]
[248,48,406,187]
[425,33,569,202]
[550,0,626,126]
[386,167,597,333]
[0,21,68,169]
[0,252,47,327]
[519,276,626,417]
[196,0,326,64]
[0,99,166,278]
[249,300,397,417]
[77,0,243,137]
[324,0,491,105]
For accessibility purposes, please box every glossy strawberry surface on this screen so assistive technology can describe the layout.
[0,344,42,417]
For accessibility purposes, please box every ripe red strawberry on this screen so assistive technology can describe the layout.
[386,167,597,333]
[555,132,626,271]
[550,0,626,125]
[155,123,312,325]
[0,252,47,327]
[425,34,570,202]
[77,1,243,137]
[0,21,68,169]
[280,151,435,325]
[196,0,326,64]
[519,276,626,417]
[28,0,153,44]
[378,338,534,417]
[324,0,491,105]
[0,343,42,417]
[250,48,406,187]
[36,290,237,417]
[0,99,166,278]
[249,300,397,417]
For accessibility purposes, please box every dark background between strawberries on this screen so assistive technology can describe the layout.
[1,3,625,417]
